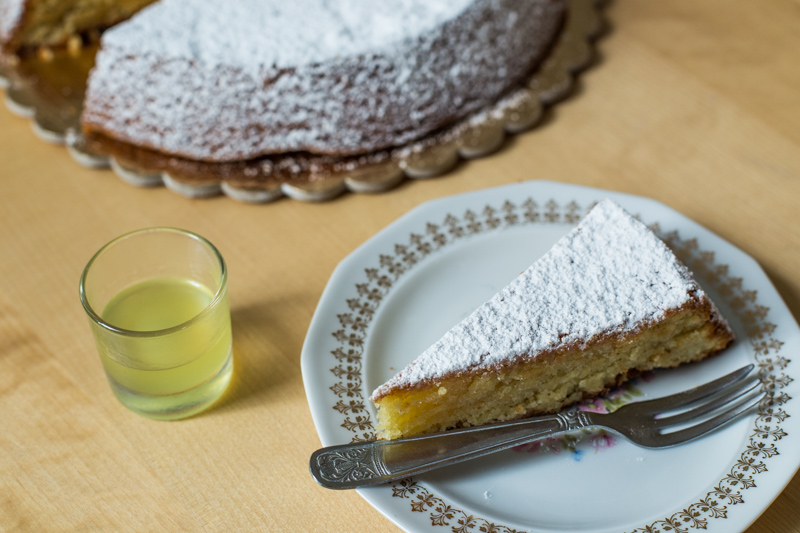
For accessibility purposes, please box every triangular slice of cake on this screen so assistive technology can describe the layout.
[370,199,734,440]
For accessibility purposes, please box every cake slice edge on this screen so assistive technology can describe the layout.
[370,200,735,440]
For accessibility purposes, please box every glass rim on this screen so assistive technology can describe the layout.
[79,227,228,338]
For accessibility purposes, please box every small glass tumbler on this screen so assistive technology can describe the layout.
[79,228,233,420]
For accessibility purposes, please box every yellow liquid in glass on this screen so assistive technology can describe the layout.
[102,277,212,332]
[97,276,232,419]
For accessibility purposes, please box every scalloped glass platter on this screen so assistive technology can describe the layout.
[301,181,800,533]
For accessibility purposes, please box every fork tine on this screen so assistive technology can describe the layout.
[654,375,762,428]
[623,364,755,414]
[646,389,767,448]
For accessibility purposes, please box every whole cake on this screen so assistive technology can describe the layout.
[79,0,566,162]
[371,200,735,440]
[0,0,155,53]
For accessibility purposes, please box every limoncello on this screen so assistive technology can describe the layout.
[94,276,233,419]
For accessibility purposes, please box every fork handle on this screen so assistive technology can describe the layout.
[310,410,598,489]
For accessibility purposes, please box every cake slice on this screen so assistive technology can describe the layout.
[370,200,734,440]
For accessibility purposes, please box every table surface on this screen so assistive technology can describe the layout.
[2,1,799,531]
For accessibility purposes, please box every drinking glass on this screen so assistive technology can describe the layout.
[79,228,233,420]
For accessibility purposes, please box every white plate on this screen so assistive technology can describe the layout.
[301,181,800,533]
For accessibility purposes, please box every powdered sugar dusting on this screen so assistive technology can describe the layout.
[102,0,473,73]
[0,0,25,44]
[371,200,703,400]
[82,0,565,162]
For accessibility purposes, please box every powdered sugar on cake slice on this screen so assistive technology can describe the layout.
[371,200,708,400]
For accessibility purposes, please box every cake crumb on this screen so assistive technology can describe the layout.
[67,35,83,54]
[37,46,53,61]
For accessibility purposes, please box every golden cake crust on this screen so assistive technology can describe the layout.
[372,296,733,402]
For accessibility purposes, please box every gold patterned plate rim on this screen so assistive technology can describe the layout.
[0,0,602,204]
[300,180,799,533]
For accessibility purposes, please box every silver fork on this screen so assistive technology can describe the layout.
[310,365,765,489]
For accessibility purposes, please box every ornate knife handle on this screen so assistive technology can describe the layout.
[310,410,597,490]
